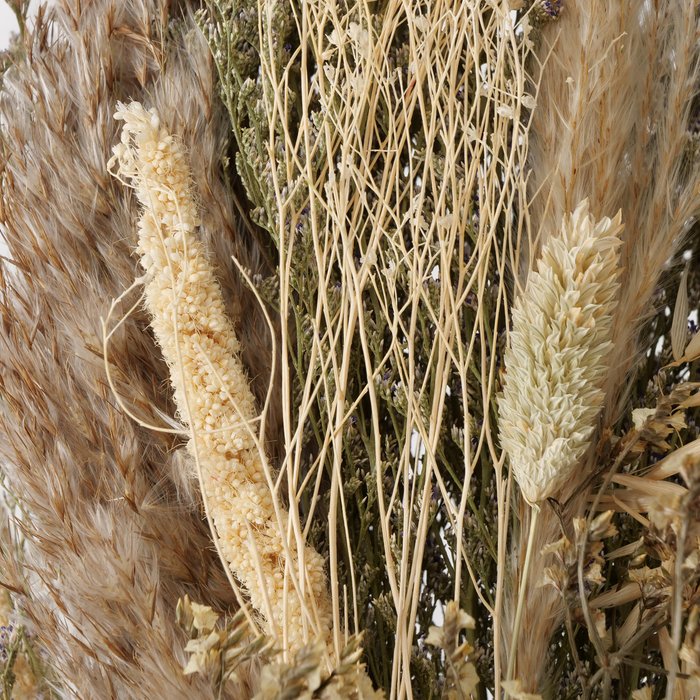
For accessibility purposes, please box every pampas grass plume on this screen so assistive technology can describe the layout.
[499,200,623,504]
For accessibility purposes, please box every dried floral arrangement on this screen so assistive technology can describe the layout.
[0,0,698,699]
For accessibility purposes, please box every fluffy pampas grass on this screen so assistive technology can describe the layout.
[0,1,275,696]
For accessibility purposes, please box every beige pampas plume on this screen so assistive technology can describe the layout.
[109,101,332,654]
[0,1,274,696]
[499,200,623,504]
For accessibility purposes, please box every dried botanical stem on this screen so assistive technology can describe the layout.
[527,0,700,425]
[506,504,539,688]
[499,201,622,689]
[511,3,700,690]
[252,1,535,693]
[666,504,689,699]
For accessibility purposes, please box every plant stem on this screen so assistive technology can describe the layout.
[506,504,540,692]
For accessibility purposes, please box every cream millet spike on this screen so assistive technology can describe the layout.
[498,200,622,685]
[109,101,332,654]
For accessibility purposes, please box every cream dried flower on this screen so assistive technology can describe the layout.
[498,200,623,503]
[109,101,331,652]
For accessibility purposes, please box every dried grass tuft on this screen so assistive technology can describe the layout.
[0,1,275,695]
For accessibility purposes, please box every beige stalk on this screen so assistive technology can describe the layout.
[499,200,623,685]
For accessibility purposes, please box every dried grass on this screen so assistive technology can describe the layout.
[251,1,534,696]
[503,2,700,692]
[527,0,700,425]
[0,0,697,697]
[0,0,275,695]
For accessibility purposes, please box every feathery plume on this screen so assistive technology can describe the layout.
[526,0,700,425]
[0,2,268,695]
[109,101,332,653]
[499,200,623,504]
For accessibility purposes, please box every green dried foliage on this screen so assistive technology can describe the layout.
[200,0,528,691]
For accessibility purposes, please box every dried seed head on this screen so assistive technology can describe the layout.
[498,200,622,503]
[110,102,331,651]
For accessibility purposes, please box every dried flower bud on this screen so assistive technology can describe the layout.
[498,200,622,503]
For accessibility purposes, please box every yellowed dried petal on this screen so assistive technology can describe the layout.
[190,602,219,633]
[632,408,656,430]
[683,330,700,362]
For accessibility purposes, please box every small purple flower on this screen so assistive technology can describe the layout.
[542,0,563,18]
[0,623,14,661]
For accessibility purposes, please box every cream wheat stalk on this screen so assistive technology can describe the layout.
[109,101,331,654]
[499,200,622,684]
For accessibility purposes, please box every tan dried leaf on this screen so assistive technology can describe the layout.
[501,680,543,699]
[680,388,700,409]
[190,602,219,633]
[424,625,444,649]
[451,661,479,699]
[671,265,689,361]
[589,510,618,540]
[632,408,655,430]
[541,565,568,593]
[683,330,700,362]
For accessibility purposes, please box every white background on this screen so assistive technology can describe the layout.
[0,1,44,50]
[0,4,20,49]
